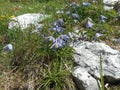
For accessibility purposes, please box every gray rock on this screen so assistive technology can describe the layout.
[103,0,119,10]
[73,67,99,90]
[103,0,119,5]
[72,41,120,90]
[8,13,50,30]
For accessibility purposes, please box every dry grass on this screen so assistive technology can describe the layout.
[105,40,120,51]
[0,70,37,90]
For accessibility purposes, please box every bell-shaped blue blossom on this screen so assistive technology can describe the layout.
[50,37,65,49]
[50,27,57,31]
[85,18,94,28]
[82,2,91,6]
[59,34,69,41]
[72,13,79,20]
[3,44,13,52]
[56,26,62,33]
[57,37,66,46]
[45,36,55,43]
[95,33,104,37]
[85,20,94,28]
[100,15,107,22]
[66,11,71,15]
[50,42,62,49]
[59,37,66,45]
[94,33,104,41]
[50,25,63,34]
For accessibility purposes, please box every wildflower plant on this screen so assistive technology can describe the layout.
[36,1,118,89]
[4,8,75,89]
[0,0,120,90]
[28,9,76,89]
[63,0,118,41]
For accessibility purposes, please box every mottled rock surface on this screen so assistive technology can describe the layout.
[8,13,50,30]
[103,0,119,10]
[72,41,120,90]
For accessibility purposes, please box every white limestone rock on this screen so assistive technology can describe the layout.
[72,41,120,90]
[73,67,99,90]
[103,0,118,4]
[8,13,50,30]
[103,0,119,10]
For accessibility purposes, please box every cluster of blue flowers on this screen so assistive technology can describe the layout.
[69,1,107,41]
[45,18,73,49]
[85,14,107,28]
[44,1,108,49]
[50,18,64,34]
[84,15,107,41]
[64,1,105,25]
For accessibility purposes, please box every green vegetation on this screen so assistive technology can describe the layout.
[0,0,120,90]
[97,55,105,90]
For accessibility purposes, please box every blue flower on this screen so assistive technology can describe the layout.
[72,13,79,19]
[48,34,71,49]
[3,44,13,52]
[45,36,55,43]
[50,27,57,31]
[57,37,66,45]
[59,34,69,41]
[50,26,63,33]
[50,42,62,49]
[56,26,62,33]
[100,15,107,22]
[85,18,94,28]
[66,11,71,15]
[94,33,104,41]
[50,37,65,49]
[82,2,91,6]
[95,33,104,37]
